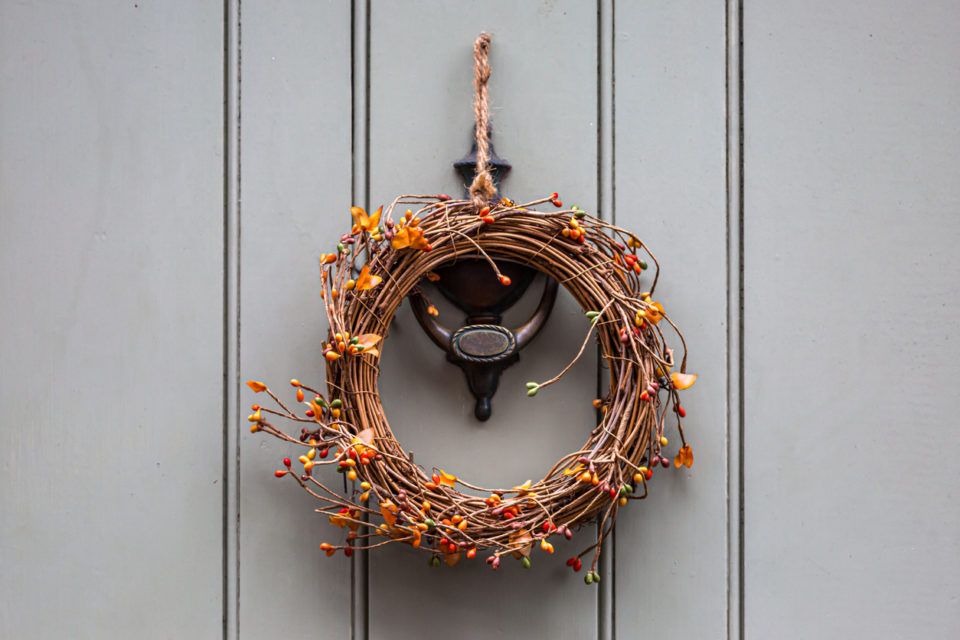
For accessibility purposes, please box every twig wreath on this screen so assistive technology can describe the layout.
[247,34,696,582]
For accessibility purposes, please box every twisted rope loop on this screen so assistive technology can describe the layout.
[469,33,496,211]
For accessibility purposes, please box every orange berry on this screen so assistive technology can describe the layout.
[499,275,511,286]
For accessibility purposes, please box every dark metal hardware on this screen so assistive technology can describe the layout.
[453,125,512,196]
[409,127,558,421]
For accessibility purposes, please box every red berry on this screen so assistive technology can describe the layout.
[661,457,670,468]
[274,470,288,478]
[574,558,582,571]
[499,275,512,286]
[305,409,314,417]
[677,405,687,418]
[319,448,329,459]
[551,192,559,199]
[283,458,291,468]
[344,547,353,557]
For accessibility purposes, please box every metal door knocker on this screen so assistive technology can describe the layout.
[410,129,558,420]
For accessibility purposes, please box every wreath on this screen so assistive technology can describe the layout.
[246,34,697,583]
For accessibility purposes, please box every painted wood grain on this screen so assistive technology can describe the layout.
[0,1,224,636]
[238,1,353,638]
[744,1,960,637]
[611,2,731,638]
[366,1,600,638]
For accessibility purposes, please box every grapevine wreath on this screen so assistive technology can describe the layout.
[246,34,697,582]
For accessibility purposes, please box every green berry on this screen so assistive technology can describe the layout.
[521,557,531,569]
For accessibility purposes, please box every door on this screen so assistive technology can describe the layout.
[1,2,957,639]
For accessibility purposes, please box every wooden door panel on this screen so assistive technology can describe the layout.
[367,2,600,638]
[612,2,731,637]
[743,2,960,637]
[239,1,353,637]
[0,1,224,636]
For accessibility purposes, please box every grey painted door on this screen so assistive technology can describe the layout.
[1,2,957,639]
